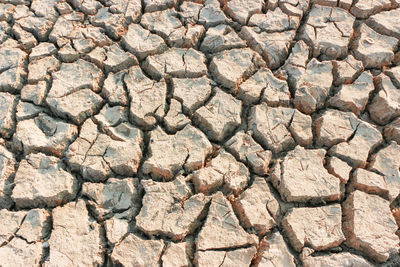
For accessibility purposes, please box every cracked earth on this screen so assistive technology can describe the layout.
[0,0,400,266]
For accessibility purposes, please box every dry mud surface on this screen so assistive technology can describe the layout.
[0,0,400,266]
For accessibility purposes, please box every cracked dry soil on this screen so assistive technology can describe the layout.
[0,0,400,266]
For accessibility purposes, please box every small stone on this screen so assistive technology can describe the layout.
[162,242,190,267]
[82,178,141,220]
[224,0,263,24]
[239,27,295,69]
[17,209,51,243]
[238,67,290,106]
[210,48,263,90]
[0,92,16,138]
[195,247,257,266]
[351,168,389,198]
[248,104,313,153]
[21,81,47,105]
[141,8,182,38]
[299,6,355,59]
[11,153,78,208]
[143,48,207,79]
[0,145,14,209]
[370,141,400,200]
[333,55,364,86]
[343,190,399,262]
[327,156,352,184]
[225,131,272,176]
[233,177,276,236]
[172,77,212,114]
[164,99,190,132]
[143,125,212,180]
[136,177,210,240]
[194,88,242,142]
[257,232,296,267]
[271,146,342,203]
[200,24,246,53]
[111,233,164,266]
[197,192,258,250]
[352,23,398,68]
[124,66,167,127]
[13,113,78,157]
[329,72,374,114]
[46,200,104,266]
[122,23,167,60]
[368,74,400,125]
[282,204,345,251]
[102,71,128,106]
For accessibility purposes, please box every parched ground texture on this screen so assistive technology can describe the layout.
[1,0,400,266]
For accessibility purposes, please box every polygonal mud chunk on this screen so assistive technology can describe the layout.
[351,168,389,198]
[329,72,374,114]
[299,6,355,59]
[136,177,210,240]
[180,1,202,23]
[194,88,242,142]
[0,92,16,138]
[124,66,167,127]
[104,214,130,244]
[102,71,128,106]
[384,117,400,144]
[0,146,14,209]
[327,156,352,184]
[27,56,60,83]
[240,27,295,69]
[164,99,190,132]
[233,177,275,236]
[16,101,44,121]
[224,0,262,24]
[172,77,212,114]
[210,48,263,90]
[16,209,50,243]
[107,0,142,23]
[68,0,102,15]
[200,24,246,53]
[0,209,27,246]
[370,141,400,200]
[257,232,296,267]
[143,0,177,12]
[102,44,137,73]
[21,81,47,106]
[29,42,56,60]
[122,23,167,60]
[11,153,78,208]
[143,125,212,180]
[367,9,400,39]
[271,146,342,202]
[350,0,392,18]
[0,238,42,266]
[292,59,333,114]
[67,120,143,182]
[301,249,373,267]
[368,74,400,125]
[248,104,313,153]
[197,192,258,250]
[352,24,398,68]
[282,204,345,251]
[195,247,257,267]
[46,200,104,266]
[315,109,359,147]
[166,24,205,48]
[90,7,126,39]
[13,113,78,157]
[190,149,250,195]
[82,178,141,220]
[249,7,300,32]
[93,104,128,134]
[198,2,227,27]
[143,48,207,79]
[329,120,382,168]
[238,68,290,106]
[141,8,181,38]
[162,242,190,267]
[0,46,27,92]
[225,131,272,175]
[343,190,399,262]
[333,55,364,86]
[111,233,164,266]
